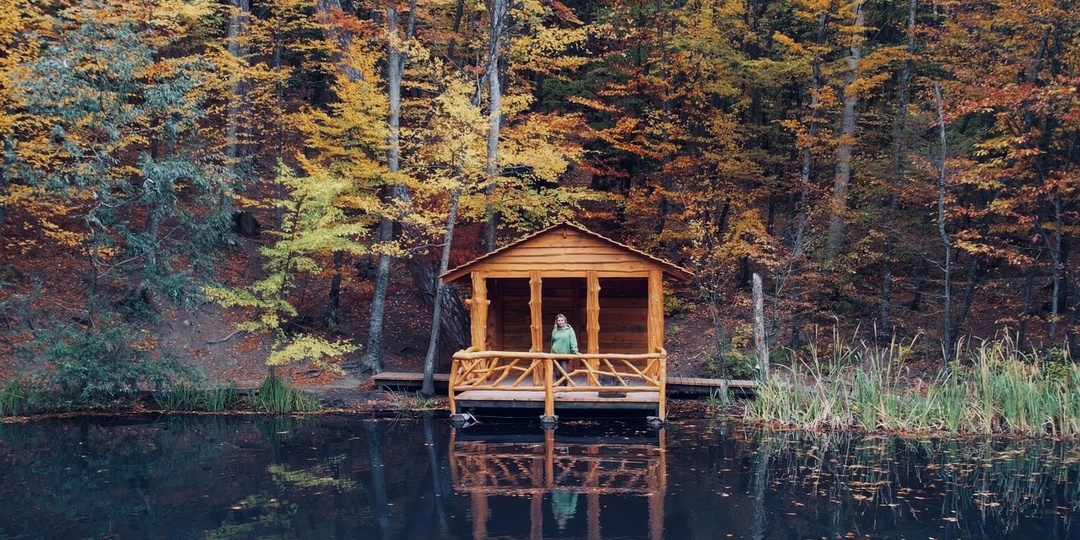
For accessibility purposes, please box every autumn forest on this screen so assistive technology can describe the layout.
[0,0,1077,379]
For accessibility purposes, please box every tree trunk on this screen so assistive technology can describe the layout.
[825,1,866,261]
[422,188,461,395]
[0,139,13,239]
[883,0,917,337]
[446,0,465,60]
[354,0,416,374]
[325,250,343,330]
[359,219,393,374]
[223,0,251,217]
[407,251,470,357]
[953,255,980,337]
[1018,262,1037,350]
[785,12,826,350]
[272,18,285,228]
[314,0,363,83]
[933,82,953,362]
[1048,189,1063,345]
[482,0,508,253]
[1069,236,1079,357]
[753,273,769,381]
[1060,234,1077,357]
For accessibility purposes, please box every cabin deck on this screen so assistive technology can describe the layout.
[373,372,757,399]
[452,386,663,411]
[445,350,673,422]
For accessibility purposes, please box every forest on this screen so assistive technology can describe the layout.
[0,0,1077,383]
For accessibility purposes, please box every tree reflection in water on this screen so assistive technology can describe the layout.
[0,415,1077,539]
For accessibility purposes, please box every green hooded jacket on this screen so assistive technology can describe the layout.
[550,325,579,355]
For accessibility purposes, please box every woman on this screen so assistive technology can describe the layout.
[550,313,579,375]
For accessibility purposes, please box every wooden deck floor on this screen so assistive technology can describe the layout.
[452,388,663,410]
[372,372,757,397]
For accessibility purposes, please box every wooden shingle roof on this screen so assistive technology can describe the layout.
[440,221,693,283]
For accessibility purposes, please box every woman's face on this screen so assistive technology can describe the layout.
[555,315,567,327]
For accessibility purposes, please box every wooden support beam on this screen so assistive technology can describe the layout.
[648,270,666,420]
[470,272,489,350]
[586,271,600,385]
[543,356,556,420]
[530,271,544,385]
[647,270,663,353]
[529,271,543,352]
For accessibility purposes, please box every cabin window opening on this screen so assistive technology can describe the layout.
[599,277,649,354]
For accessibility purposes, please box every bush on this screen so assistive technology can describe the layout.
[704,348,757,380]
[33,322,199,410]
[664,296,692,319]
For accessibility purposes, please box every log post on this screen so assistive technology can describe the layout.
[586,271,600,385]
[470,271,489,350]
[647,270,664,354]
[530,270,544,385]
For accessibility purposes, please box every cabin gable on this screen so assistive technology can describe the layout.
[441,222,691,282]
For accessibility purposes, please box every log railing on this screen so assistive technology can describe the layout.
[451,439,665,495]
[448,348,668,419]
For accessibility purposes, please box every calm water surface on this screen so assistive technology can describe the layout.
[1,413,1078,539]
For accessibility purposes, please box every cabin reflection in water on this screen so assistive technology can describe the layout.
[449,423,666,540]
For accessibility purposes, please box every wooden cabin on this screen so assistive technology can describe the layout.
[440,221,693,423]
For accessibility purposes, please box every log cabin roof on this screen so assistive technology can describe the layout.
[440,221,694,283]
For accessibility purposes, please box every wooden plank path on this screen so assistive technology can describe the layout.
[372,372,757,397]
[666,376,758,397]
[371,372,450,392]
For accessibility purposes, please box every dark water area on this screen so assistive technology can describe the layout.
[1,413,1078,540]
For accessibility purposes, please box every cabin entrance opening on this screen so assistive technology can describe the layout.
[484,276,649,356]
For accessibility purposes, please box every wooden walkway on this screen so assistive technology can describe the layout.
[372,372,757,397]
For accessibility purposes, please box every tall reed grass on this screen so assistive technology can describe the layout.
[155,382,241,412]
[2,372,322,417]
[385,390,438,412]
[0,378,29,417]
[254,370,321,413]
[745,333,1080,437]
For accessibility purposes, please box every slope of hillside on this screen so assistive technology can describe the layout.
[0,218,719,396]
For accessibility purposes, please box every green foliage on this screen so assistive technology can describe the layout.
[705,387,730,412]
[663,295,691,319]
[747,334,1080,437]
[4,1,228,320]
[704,348,756,380]
[155,381,240,412]
[254,370,320,414]
[1,0,1077,402]
[204,163,364,372]
[0,377,29,417]
[112,285,157,322]
[28,321,200,411]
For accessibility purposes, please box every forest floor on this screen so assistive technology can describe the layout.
[0,225,726,419]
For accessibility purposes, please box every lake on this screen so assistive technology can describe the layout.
[0,413,1077,539]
